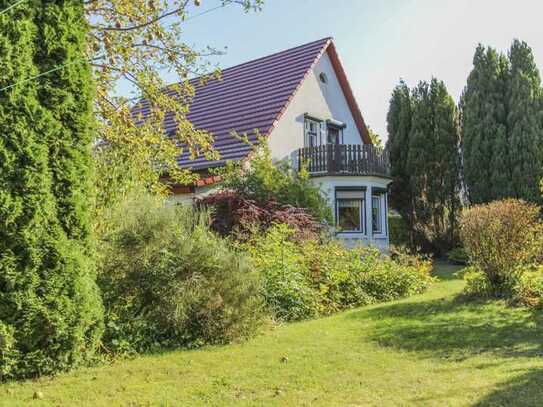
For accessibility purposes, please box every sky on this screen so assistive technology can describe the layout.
[154,0,543,141]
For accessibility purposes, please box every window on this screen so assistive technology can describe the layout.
[305,119,320,147]
[319,72,328,84]
[336,189,365,233]
[372,194,383,234]
[327,126,340,145]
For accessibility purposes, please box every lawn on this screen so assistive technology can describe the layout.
[2,263,543,406]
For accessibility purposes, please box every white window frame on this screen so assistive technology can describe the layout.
[371,193,387,237]
[335,189,365,234]
[304,118,321,147]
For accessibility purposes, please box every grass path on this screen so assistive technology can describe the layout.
[2,264,543,406]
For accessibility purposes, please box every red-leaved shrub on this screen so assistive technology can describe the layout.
[196,191,321,241]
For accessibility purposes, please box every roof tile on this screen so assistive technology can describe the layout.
[132,38,332,170]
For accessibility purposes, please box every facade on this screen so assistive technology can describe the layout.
[135,38,392,250]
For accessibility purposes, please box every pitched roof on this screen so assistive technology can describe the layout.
[133,37,370,171]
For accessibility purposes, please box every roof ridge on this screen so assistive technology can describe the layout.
[217,37,332,74]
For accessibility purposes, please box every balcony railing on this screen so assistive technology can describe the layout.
[297,144,390,177]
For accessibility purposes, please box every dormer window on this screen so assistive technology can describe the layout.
[304,116,346,147]
[326,119,345,145]
[327,126,340,145]
[304,118,321,147]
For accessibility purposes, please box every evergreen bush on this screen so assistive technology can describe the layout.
[97,193,264,354]
[0,3,102,380]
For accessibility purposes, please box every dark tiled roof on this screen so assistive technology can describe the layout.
[132,38,332,171]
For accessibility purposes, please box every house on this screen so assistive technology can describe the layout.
[135,38,392,250]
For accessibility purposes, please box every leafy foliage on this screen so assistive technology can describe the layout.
[97,194,264,354]
[85,1,263,203]
[218,142,333,224]
[460,199,543,296]
[388,213,410,246]
[0,3,103,380]
[196,191,321,241]
[242,225,433,321]
[447,247,469,265]
[512,266,543,308]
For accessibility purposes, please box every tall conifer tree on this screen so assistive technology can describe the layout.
[386,81,413,227]
[460,45,510,204]
[0,1,102,379]
[506,39,543,203]
[461,40,543,204]
[406,79,461,253]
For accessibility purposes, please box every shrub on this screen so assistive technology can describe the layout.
[358,248,433,302]
[97,193,264,354]
[462,267,495,299]
[242,225,320,321]
[0,7,103,380]
[243,225,433,321]
[218,141,333,223]
[447,247,469,265]
[460,199,543,296]
[512,266,543,308]
[196,191,321,242]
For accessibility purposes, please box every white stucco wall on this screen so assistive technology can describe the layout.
[267,50,364,163]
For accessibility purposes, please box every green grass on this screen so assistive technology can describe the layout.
[2,263,543,406]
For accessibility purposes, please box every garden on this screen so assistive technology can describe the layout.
[2,2,543,406]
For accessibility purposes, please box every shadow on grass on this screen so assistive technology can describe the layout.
[431,261,465,281]
[350,294,543,361]
[474,368,543,407]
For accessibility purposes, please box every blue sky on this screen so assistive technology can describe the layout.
[153,0,543,140]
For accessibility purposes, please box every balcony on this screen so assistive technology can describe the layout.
[297,144,390,178]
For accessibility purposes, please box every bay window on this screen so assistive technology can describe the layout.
[336,189,365,233]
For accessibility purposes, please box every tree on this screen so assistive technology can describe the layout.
[85,1,264,217]
[460,44,510,204]
[461,40,543,204]
[367,125,383,150]
[506,39,543,203]
[394,79,461,253]
[0,2,102,379]
[386,81,414,241]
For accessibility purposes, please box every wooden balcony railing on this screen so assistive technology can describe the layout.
[297,144,390,177]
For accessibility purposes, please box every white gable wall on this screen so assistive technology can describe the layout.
[267,50,364,162]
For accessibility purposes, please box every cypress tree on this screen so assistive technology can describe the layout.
[386,80,413,229]
[506,39,543,203]
[407,79,461,253]
[0,2,102,379]
[460,45,510,204]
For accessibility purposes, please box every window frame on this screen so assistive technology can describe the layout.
[371,190,388,237]
[304,117,321,147]
[335,188,366,234]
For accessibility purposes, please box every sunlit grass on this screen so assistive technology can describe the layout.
[2,263,543,406]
